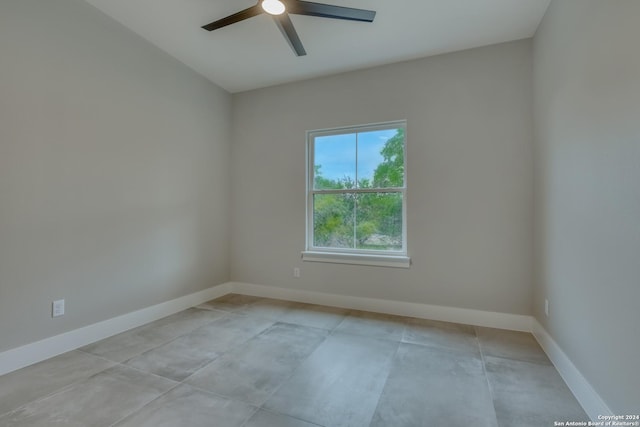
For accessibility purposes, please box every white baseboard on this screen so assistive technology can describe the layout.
[230,282,532,332]
[0,279,610,423]
[532,319,613,421]
[232,282,610,419]
[2,281,531,377]
[0,282,231,376]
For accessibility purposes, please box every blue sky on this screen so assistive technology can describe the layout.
[314,129,397,182]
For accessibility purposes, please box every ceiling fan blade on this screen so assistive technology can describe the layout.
[202,4,263,31]
[273,13,307,56]
[287,1,376,22]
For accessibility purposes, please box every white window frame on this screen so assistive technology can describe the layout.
[302,120,410,268]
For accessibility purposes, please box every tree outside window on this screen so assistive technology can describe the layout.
[307,122,407,256]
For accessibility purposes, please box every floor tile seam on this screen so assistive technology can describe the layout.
[118,329,230,379]
[250,332,332,411]
[152,310,238,344]
[84,312,235,364]
[159,351,231,382]
[177,320,279,384]
[238,301,298,318]
[222,299,509,334]
[0,372,100,422]
[140,308,232,339]
[237,404,262,427]
[115,386,262,427]
[327,328,405,344]
[110,361,182,386]
[75,347,128,367]
[238,307,348,332]
[0,353,119,421]
[192,307,230,315]
[224,297,350,327]
[190,308,238,323]
[121,309,263,367]
[399,323,411,343]
[234,309,297,324]
[180,352,232,387]
[195,305,241,314]
[366,339,403,427]
[171,348,233,384]
[114,329,215,369]
[179,382,263,410]
[106,380,184,427]
[269,320,334,335]
[243,407,328,427]
[398,336,483,356]
[177,322,331,403]
[481,353,553,367]
[406,317,480,330]
[475,326,501,427]
[474,328,553,367]
[347,315,411,329]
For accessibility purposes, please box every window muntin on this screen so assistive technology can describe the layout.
[306,121,407,257]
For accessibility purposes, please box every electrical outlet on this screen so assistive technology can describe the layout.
[545,299,549,317]
[293,267,300,278]
[52,299,65,318]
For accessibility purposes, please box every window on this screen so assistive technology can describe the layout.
[303,121,409,268]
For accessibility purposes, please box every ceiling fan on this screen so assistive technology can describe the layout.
[201,0,376,57]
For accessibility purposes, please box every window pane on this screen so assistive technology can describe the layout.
[314,133,356,190]
[356,192,403,251]
[313,193,355,248]
[358,128,405,188]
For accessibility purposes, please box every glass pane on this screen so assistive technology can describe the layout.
[357,128,405,188]
[355,192,403,251]
[314,133,356,190]
[313,193,355,249]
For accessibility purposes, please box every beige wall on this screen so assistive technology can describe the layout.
[0,0,232,353]
[231,40,534,315]
[533,0,640,413]
[2,0,635,413]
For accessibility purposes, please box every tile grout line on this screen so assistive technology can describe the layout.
[244,313,347,426]
[242,407,328,427]
[178,317,278,385]
[0,307,242,425]
[0,379,85,421]
[366,338,404,427]
[0,358,174,424]
[81,308,234,367]
[3,296,578,426]
[105,307,276,427]
[252,329,330,408]
[0,352,118,421]
[185,382,262,409]
[475,325,501,427]
[106,380,184,427]
[179,320,332,426]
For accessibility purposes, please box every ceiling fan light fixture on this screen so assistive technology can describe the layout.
[202,1,376,57]
[261,0,285,15]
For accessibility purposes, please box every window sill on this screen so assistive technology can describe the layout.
[301,251,410,268]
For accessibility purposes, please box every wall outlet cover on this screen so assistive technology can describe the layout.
[52,299,65,318]
[545,299,549,317]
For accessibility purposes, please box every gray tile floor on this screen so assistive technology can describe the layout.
[0,294,588,427]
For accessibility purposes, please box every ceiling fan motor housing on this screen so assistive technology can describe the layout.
[202,1,376,56]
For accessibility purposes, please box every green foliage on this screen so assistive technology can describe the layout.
[313,193,355,248]
[373,128,405,188]
[356,221,377,245]
[313,129,405,251]
[314,165,342,190]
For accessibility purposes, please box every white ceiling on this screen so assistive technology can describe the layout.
[83,0,550,93]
